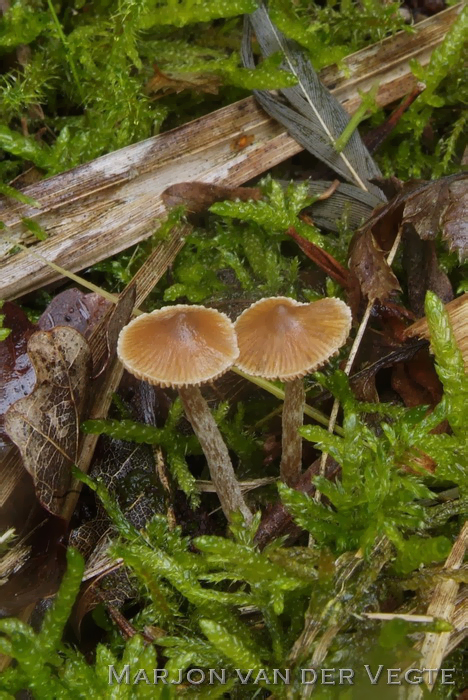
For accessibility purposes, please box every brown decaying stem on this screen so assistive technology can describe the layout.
[280,378,306,486]
[178,385,252,524]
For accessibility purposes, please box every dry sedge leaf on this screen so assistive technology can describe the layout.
[405,294,468,371]
[5,326,92,515]
[162,182,262,214]
[348,228,401,302]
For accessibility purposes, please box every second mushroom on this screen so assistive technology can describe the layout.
[234,296,352,486]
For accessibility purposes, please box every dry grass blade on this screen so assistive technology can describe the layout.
[0,5,462,300]
[289,536,393,699]
[417,520,467,691]
[405,293,468,371]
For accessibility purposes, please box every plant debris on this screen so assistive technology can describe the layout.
[0,1,466,698]
[5,327,92,514]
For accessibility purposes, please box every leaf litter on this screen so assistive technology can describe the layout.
[5,326,92,515]
[0,2,467,695]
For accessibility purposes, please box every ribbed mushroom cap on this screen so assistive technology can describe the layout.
[117,305,239,388]
[234,296,352,381]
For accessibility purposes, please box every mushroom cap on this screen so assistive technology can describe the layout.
[234,296,352,381]
[117,304,239,388]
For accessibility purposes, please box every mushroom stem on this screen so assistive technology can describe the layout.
[280,378,305,485]
[178,385,252,524]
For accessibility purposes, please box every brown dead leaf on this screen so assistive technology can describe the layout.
[38,288,111,338]
[5,326,92,515]
[403,223,453,317]
[440,178,468,259]
[0,302,36,448]
[146,66,221,96]
[0,514,67,617]
[72,566,135,635]
[162,182,261,214]
[254,458,340,549]
[348,228,401,302]
[391,351,442,408]
[403,173,468,259]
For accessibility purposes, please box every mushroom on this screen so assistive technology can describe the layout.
[234,296,352,486]
[117,304,252,524]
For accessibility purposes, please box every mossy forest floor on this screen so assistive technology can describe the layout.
[0,1,467,699]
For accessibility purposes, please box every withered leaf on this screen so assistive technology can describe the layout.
[440,179,468,259]
[348,228,401,303]
[403,224,453,317]
[5,326,92,515]
[0,302,36,448]
[0,514,68,617]
[254,458,340,550]
[361,173,467,261]
[162,182,261,214]
[38,288,111,338]
[403,174,468,259]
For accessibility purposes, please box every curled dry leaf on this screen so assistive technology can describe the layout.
[348,228,401,303]
[403,173,468,260]
[5,326,92,515]
[286,226,351,290]
[348,174,466,308]
[162,182,261,214]
[254,457,340,550]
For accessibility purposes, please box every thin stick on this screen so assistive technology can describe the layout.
[315,227,403,502]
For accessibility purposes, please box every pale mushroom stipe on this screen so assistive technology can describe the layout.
[117,304,252,523]
[234,297,352,485]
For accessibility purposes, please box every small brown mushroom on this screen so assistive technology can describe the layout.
[234,296,352,486]
[117,304,252,524]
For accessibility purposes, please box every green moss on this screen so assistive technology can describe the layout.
[279,298,468,557]
[1,4,466,697]
[82,399,200,504]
